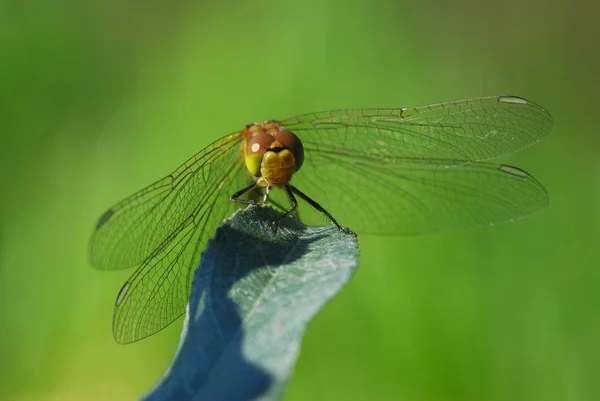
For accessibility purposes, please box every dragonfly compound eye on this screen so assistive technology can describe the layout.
[245,133,275,177]
[274,130,304,171]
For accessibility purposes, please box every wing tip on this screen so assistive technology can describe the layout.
[497,94,554,128]
[498,164,529,178]
[497,95,529,105]
[95,208,115,230]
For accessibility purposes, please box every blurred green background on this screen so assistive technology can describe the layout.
[1,0,598,400]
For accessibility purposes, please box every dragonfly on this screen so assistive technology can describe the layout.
[90,95,553,343]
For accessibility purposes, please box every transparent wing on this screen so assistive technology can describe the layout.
[280,95,553,163]
[106,141,250,343]
[278,96,552,234]
[89,133,243,270]
[291,155,548,234]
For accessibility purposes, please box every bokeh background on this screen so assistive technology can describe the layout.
[1,0,599,400]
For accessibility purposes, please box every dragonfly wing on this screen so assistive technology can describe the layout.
[281,96,553,163]
[291,153,548,234]
[111,157,248,343]
[280,95,551,234]
[89,133,243,270]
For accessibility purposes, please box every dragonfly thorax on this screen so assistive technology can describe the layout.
[242,122,304,187]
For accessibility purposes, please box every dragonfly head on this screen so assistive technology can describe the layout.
[243,123,304,186]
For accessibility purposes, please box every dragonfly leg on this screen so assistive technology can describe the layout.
[270,185,299,232]
[266,197,290,213]
[262,185,272,204]
[289,185,356,236]
[230,182,260,205]
[263,186,299,218]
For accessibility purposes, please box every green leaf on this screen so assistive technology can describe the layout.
[143,205,359,401]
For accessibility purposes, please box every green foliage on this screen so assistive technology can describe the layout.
[143,207,358,401]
